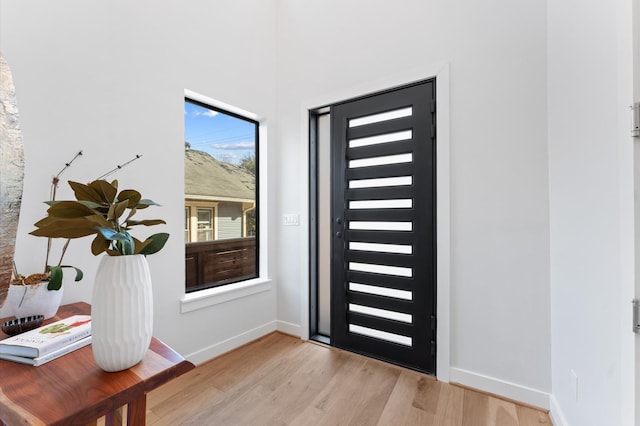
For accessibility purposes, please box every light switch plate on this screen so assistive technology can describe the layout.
[283,214,299,226]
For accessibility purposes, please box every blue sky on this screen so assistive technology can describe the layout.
[184,101,255,165]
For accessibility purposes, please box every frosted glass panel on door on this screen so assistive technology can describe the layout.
[349,303,412,323]
[349,324,412,346]
[349,176,412,189]
[349,199,412,209]
[349,130,412,148]
[349,221,413,231]
[349,262,413,278]
[349,153,412,169]
[349,107,413,127]
[349,282,413,300]
[349,242,412,254]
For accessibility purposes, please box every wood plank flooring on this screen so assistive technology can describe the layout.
[146,332,552,426]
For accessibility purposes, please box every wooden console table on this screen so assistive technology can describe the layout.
[0,302,195,425]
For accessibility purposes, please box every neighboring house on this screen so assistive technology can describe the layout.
[184,149,256,242]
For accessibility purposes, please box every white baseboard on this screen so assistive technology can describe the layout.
[449,367,550,410]
[185,321,277,365]
[276,320,301,337]
[549,394,568,426]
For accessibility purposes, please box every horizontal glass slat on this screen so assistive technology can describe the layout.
[349,324,412,346]
[349,282,413,300]
[349,176,412,189]
[349,153,412,169]
[349,221,413,231]
[349,130,412,148]
[349,107,413,128]
[349,262,413,278]
[349,303,412,323]
[349,199,412,209]
[349,242,412,254]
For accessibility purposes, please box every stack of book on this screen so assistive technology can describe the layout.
[0,315,91,366]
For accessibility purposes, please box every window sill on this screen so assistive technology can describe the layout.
[180,278,272,313]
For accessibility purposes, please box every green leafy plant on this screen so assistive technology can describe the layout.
[30,179,169,259]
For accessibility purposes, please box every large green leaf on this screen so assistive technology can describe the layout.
[108,199,129,221]
[126,219,166,227]
[135,198,161,209]
[47,201,97,218]
[90,180,118,204]
[97,227,135,255]
[69,180,104,204]
[77,200,104,210]
[30,218,103,238]
[139,233,169,255]
[46,265,83,290]
[132,236,152,254]
[46,199,104,210]
[117,189,142,208]
[33,215,63,228]
[91,234,111,256]
[84,214,113,227]
[48,267,63,291]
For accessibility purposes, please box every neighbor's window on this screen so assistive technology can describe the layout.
[184,207,189,241]
[184,97,258,292]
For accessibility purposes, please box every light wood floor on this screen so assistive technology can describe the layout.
[146,332,552,426]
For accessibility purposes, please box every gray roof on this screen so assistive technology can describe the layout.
[185,149,255,201]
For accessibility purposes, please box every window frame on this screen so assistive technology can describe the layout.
[183,95,261,295]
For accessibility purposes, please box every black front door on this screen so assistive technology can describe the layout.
[330,80,437,374]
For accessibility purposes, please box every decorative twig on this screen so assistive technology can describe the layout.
[95,154,142,180]
[45,151,83,273]
[50,150,83,201]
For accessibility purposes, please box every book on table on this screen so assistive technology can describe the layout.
[0,314,91,358]
[0,336,91,366]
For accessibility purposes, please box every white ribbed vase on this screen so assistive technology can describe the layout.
[91,254,153,372]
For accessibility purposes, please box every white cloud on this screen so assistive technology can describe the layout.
[192,109,219,118]
[211,142,254,150]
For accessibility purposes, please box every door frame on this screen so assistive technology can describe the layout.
[300,62,451,381]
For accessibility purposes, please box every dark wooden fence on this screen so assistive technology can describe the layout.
[185,237,256,292]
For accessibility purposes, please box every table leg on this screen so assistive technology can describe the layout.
[127,395,147,425]
[104,406,124,426]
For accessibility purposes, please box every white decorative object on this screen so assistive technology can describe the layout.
[0,283,64,320]
[91,254,153,372]
[0,55,25,310]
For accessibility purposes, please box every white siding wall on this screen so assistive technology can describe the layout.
[217,203,243,240]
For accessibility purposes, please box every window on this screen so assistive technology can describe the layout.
[184,97,259,292]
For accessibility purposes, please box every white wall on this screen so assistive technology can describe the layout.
[548,0,635,424]
[9,1,637,419]
[275,0,551,406]
[0,0,279,363]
